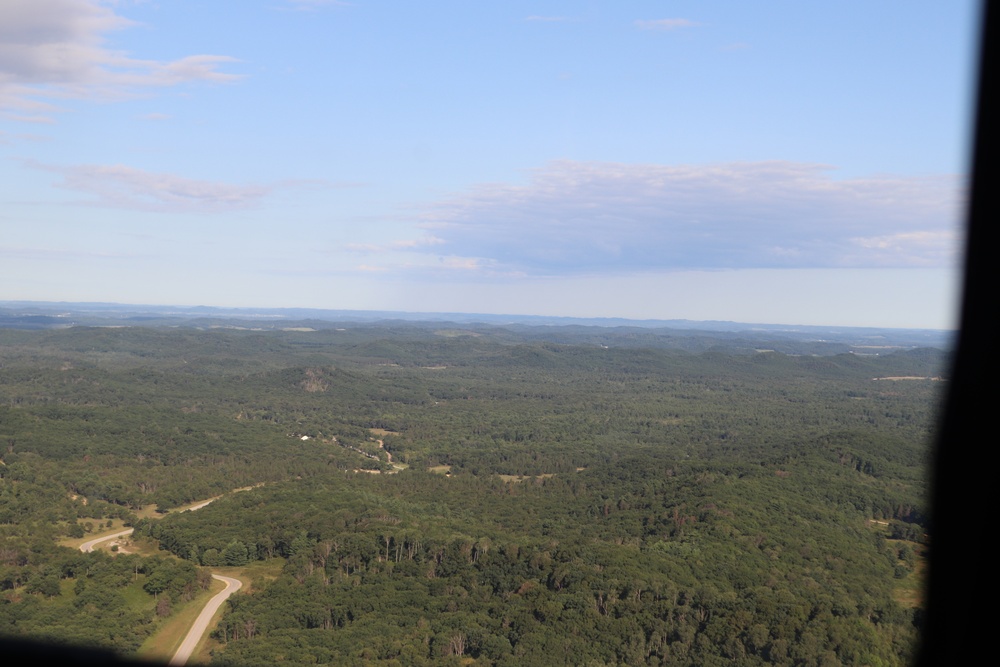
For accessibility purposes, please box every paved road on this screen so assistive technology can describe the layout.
[169,575,243,666]
[79,528,134,553]
[75,495,236,665]
[182,499,216,512]
[78,495,223,554]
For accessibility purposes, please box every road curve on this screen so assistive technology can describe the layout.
[78,494,223,554]
[169,574,243,666]
[79,528,134,553]
[74,495,234,664]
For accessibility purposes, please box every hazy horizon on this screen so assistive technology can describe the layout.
[1,298,956,333]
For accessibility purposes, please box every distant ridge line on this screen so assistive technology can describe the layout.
[0,300,952,334]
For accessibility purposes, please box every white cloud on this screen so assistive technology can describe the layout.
[0,0,239,122]
[438,256,489,271]
[38,163,272,212]
[850,230,960,267]
[345,236,446,253]
[399,160,963,275]
[635,19,699,31]
[392,236,446,249]
[395,254,503,276]
[28,162,356,212]
[0,129,50,145]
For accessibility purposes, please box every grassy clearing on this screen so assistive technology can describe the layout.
[122,578,155,612]
[891,542,928,609]
[122,535,172,559]
[212,561,282,595]
[55,578,77,604]
[428,465,452,474]
[498,473,556,483]
[58,519,129,550]
[866,523,927,609]
[135,504,164,520]
[433,329,481,338]
[136,578,226,663]
[369,428,401,436]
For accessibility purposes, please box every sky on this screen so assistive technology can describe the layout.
[0,1,980,329]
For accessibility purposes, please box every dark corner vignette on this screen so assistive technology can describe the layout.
[918,1,996,664]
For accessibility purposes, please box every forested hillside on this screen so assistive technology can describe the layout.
[0,325,944,665]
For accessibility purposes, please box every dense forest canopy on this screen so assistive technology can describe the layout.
[0,323,945,665]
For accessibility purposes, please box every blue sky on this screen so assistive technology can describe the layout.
[0,1,979,328]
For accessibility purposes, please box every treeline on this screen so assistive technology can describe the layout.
[143,461,920,665]
[0,544,208,654]
[0,326,943,662]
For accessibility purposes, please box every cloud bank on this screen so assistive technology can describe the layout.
[402,160,962,275]
[0,0,239,121]
[40,163,272,212]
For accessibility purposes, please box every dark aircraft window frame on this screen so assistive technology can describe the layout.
[918,1,995,664]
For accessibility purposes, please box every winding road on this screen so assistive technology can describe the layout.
[79,528,134,553]
[168,575,243,665]
[77,495,241,665]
